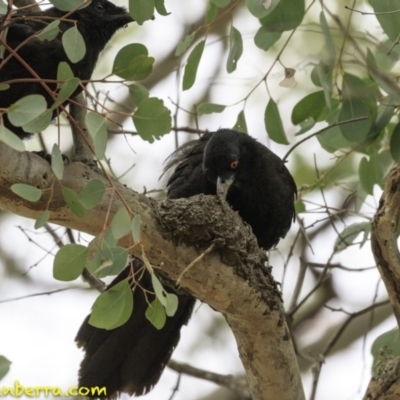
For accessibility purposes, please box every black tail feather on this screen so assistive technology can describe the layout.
[76,260,195,399]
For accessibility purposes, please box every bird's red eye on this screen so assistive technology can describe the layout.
[230,160,239,169]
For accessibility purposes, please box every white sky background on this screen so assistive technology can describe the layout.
[0,1,396,399]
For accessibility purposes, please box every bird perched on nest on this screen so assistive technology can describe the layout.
[0,0,133,139]
[75,128,297,398]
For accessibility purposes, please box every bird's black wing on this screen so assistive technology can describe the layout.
[163,133,214,199]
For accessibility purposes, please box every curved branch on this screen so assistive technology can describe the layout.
[371,164,400,326]
[0,142,305,400]
[368,163,400,398]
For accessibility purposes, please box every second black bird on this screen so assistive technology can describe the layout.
[0,0,133,139]
[75,129,297,398]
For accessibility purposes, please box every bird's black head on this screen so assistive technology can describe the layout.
[203,129,254,192]
[69,1,134,49]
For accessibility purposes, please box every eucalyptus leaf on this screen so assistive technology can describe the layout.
[11,184,42,202]
[264,99,289,144]
[62,26,86,63]
[89,279,134,329]
[53,244,88,281]
[182,40,205,91]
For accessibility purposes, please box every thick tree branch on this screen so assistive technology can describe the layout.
[0,142,305,400]
[369,163,400,398]
[371,164,400,327]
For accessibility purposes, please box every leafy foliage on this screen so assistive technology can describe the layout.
[4,0,400,396]
[89,278,134,329]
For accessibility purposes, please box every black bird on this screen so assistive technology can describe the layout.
[0,0,133,139]
[76,129,297,398]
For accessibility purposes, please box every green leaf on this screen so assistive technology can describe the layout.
[85,250,102,275]
[0,356,11,381]
[254,28,282,51]
[369,102,396,140]
[155,0,170,15]
[205,2,219,24]
[338,101,372,142]
[132,97,171,143]
[367,49,400,102]
[375,39,400,71]
[11,184,42,202]
[0,125,25,151]
[151,273,167,306]
[62,26,86,63]
[51,143,64,180]
[145,298,166,330]
[53,244,88,281]
[112,44,150,80]
[211,0,231,7]
[99,228,119,250]
[86,112,108,160]
[111,208,132,240]
[175,32,196,57]
[197,103,226,116]
[294,118,316,136]
[0,84,10,91]
[370,0,400,42]
[129,0,155,25]
[390,121,400,162]
[311,61,332,95]
[89,279,133,329]
[317,120,352,153]
[338,74,376,142]
[295,199,306,213]
[291,91,326,125]
[264,99,289,144]
[34,211,50,229]
[246,0,280,19]
[259,0,305,32]
[371,328,400,372]
[22,109,52,134]
[129,55,154,81]
[79,179,105,209]
[182,40,205,91]
[49,0,87,11]
[8,95,47,127]
[233,110,248,133]
[131,214,141,243]
[62,187,86,218]
[52,78,80,109]
[57,62,75,88]
[334,222,371,252]
[95,247,129,277]
[36,20,60,41]
[129,83,149,106]
[165,293,178,317]
[226,25,243,73]
[359,153,384,195]
[319,12,336,67]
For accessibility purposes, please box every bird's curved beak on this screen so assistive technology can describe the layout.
[216,175,234,200]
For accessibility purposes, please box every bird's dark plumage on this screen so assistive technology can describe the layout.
[76,129,296,398]
[0,1,133,139]
[165,129,297,250]
[76,260,195,399]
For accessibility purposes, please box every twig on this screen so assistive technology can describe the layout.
[282,117,367,162]
[0,286,84,303]
[168,360,251,399]
[177,243,215,285]
[309,299,390,400]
